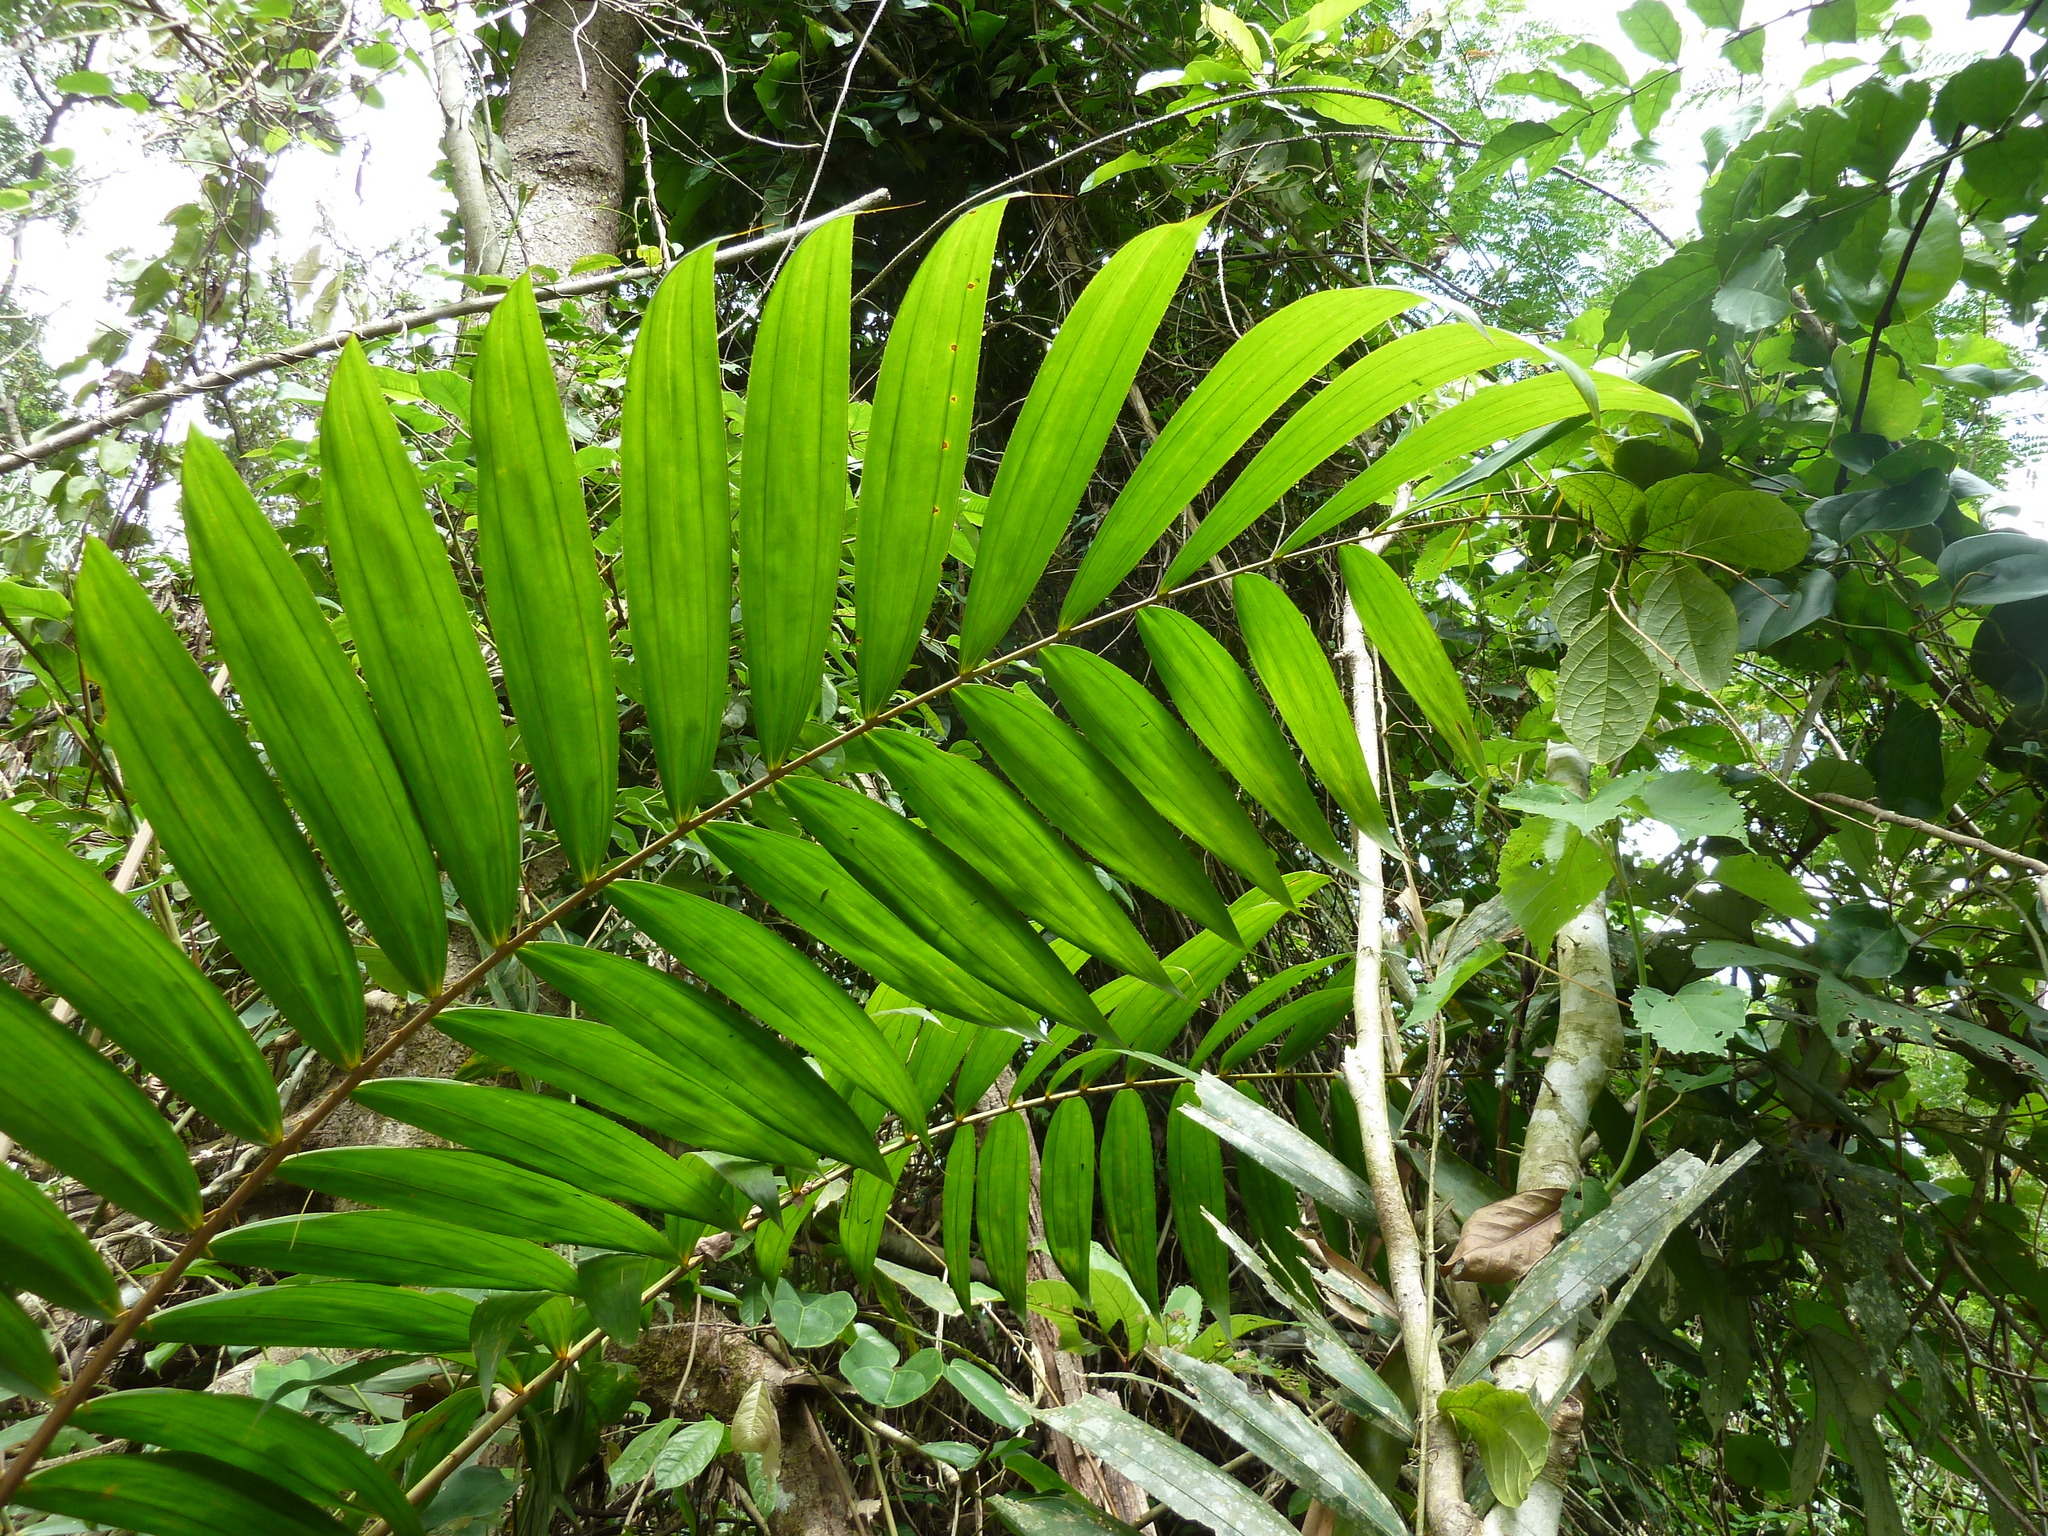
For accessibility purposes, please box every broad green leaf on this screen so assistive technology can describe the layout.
[1557,472,1645,545]
[1438,1382,1549,1507]
[1560,41,1630,85]
[76,540,362,1065]
[1043,1096,1096,1297]
[842,1323,944,1407]
[1037,645,1292,908]
[1722,28,1763,71]
[1711,247,1790,333]
[1405,941,1506,1032]
[75,1389,424,1536]
[1687,0,1740,25]
[472,276,618,880]
[611,1419,681,1488]
[1638,474,1733,550]
[434,1006,818,1167]
[949,1359,1035,1432]
[1233,573,1391,846]
[1634,768,1747,840]
[147,1282,476,1354]
[182,433,445,993]
[1636,561,1739,689]
[979,1109,1034,1314]
[1061,287,1419,623]
[955,683,1241,942]
[1498,772,1646,834]
[606,880,928,1139]
[20,1452,353,1536]
[213,1210,578,1291]
[1938,531,2048,606]
[652,1420,726,1490]
[519,939,884,1175]
[1100,1090,1160,1310]
[1138,607,1349,868]
[1166,326,1553,585]
[1556,610,1659,762]
[738,216,853,763]
[769,1280,858,1348]
[944,1124,978,1313]
[1711,852,1815,920]
[861,731,1170,991]
[0,1160,120,1318]
[1337,544,1488,780]
[277,1146,675,1256]
[1178,1073,1374,1224]
[320,341,520,943]
[622,242,730,816]
[348,1077,737,1224]
[1282,372,1690,554]
[0,1293,59,1401]
[857,201,1008,712]
[1682,489,1809,571]
[1498,816,1614,958]
[0,984,202,1232]
[1452,1146,1758,1385]
[1166,1085,1231,1324]
[1933,53,2025,136]
[1160,1349,1407,1536]
[1633,980,1748,1053]
[778,776,1109,1037]
[958,216,1205,665]
[0,578,68,621]
[1038,1396,1299,1536]
[701,819,1041,1030]
[1618,0,1681,60]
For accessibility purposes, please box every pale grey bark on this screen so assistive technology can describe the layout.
[499,0,643,277]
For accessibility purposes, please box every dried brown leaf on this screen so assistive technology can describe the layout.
[1446,1188,1567,1286]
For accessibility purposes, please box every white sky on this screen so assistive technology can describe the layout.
[10,1,2043,526]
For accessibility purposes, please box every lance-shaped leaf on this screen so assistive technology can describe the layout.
[434,1006,817,1167]
[320,340,520,943]
[1178,1072,1374,1224]
[0,1293,59,1402]
[1160,1348,1407,1536]
[623,241,730,816]
[212,1211,578,1292]
[778,776,1108,1036]
[1167,326,1557,584]
[1283,371,1692,553]
[472,276,618,880]
[349,1077,736,1225]
[181,431,444,995]
[1101,1089,1161,1310]
[955,683,1240,941]
[606,880,927,1137]
[0,985,202,1233]
[700,820,1041,1032]
[958,216,1206,665]
[861,730,1172,990]
[20,1453,355,1536]
[738,215,853,763]
[979,1109,1033,1314]
[1037,646,1292,907]
[1062,287,1420,624]
[76,540,362,1065]
[0,806,278,1145]
[73,1390,422,1536]
[1043,1096,1096,1297]
[1166,1085,1231,1323]
[857,200,1008,712]
[146,1283,476,1354]
[1232,573,1391,846]
[1038,1396,1300,1536]
[519,939,884,1176]
[1137,608,1349,868]
[842,1147,912,1287]
[278,1146,675,1256]
[0,1160,120,1319]
[1451,1145,1760,1385]
[944,1124,978,1313]
[1338,543,1487,781]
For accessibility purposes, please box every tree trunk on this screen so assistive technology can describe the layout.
[498,0,642,277]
